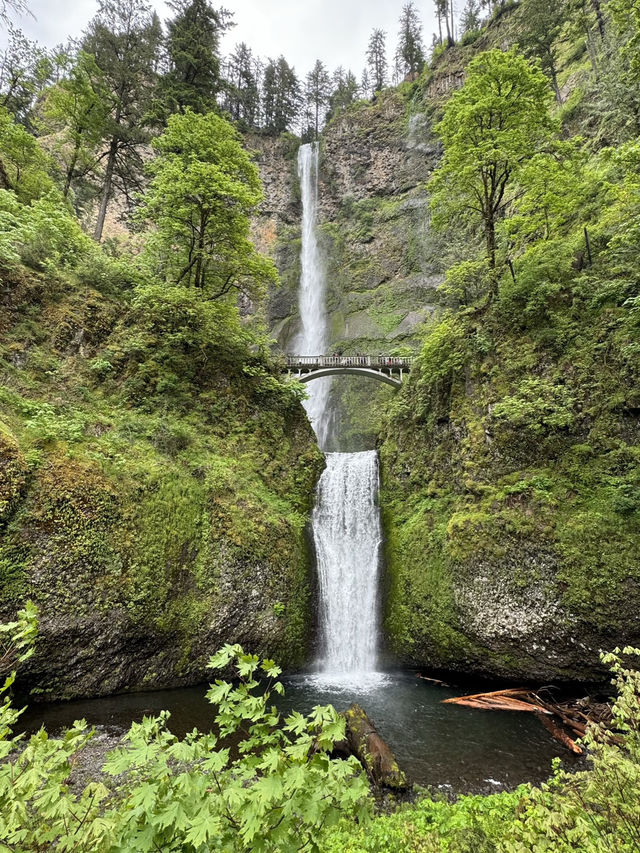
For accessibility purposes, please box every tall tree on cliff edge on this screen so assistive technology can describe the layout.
[396,2,426,78]
[262,56,300,134]
[366,29,388,93]
[430,49,555,290]
[158,0,233,120]
[304,59,331,138]
[223,42,260,128]
[83,0,162,242]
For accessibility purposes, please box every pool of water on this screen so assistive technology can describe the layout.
[17,670,577,793]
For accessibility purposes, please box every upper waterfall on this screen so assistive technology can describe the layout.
[294,142,332,449]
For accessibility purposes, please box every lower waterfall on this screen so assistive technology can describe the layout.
[311,450,383,682]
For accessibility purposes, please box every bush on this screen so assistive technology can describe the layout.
[0,613,372,852]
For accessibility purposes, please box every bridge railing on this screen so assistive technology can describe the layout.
[286,355,415,369]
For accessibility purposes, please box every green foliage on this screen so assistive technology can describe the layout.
[0,622,371,852]
[431,48,555,275]
[140,110,277,299]
[503,648,640,852]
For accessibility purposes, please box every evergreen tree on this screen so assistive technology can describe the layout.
[360,67,372,99]
[396,2,425,79]
[224,42,260,127]
[366,29,388,93]
[304,59,331,138]
[461,0,483,35]
[328,67,359,118]
[519,0,566,103]
[262,56,300,135]
[83,0,162,241]
[159,0,232,118]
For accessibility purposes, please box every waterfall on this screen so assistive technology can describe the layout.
[312,451,383,682]
[294,143,383,686]
[294,142,332,449]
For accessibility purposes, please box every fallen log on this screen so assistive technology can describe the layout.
[535,711,584,755]
[343,703,409,791]
[443,691,552,714]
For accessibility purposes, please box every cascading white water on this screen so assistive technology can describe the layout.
[294,142,332,449]
[294,143,383,685]
[312,451,383,682]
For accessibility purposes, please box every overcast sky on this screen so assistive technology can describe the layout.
[6,0,447,79]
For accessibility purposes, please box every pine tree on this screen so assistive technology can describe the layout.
[328,67,359,118]
[304,59,331,138]
[224,42,260,127]
[262,56,300,135]
[83,0,162,241]
[366,29,388,93]
[396,2,426,79]
[360,67,372,99]
[461,0,482,35]
[158,0,232,118]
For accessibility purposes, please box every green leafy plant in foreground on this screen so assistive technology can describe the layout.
[0,615,371,852]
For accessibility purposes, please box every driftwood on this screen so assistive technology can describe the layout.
[343,703,409,790]
[417,674,450,687]
[442,688,552,715]
[534,711,583,754]
[442,688,594,754]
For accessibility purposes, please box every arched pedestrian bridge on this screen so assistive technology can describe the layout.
[285,355,414,388]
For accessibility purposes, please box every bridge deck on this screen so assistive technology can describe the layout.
[286,355,414,370]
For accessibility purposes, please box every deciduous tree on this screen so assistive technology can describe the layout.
[430,49,555,288]
[140,109,276,299]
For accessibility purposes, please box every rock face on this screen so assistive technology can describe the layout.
[257,88,446,448]
[0,268,324,701]
[379,305,640,682]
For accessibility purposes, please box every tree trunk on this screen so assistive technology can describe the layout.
[450,0,455,44]
[591,0,605,39]
[94,137,117,242]
[64,143,80,199]
[550,62,562,104]
[344,704,409,790]
[444,4,453,46]
[437,9,443,45]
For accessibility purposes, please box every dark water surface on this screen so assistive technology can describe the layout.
[19,671,576,794]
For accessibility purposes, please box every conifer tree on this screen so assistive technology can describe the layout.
[262,56,300,134]
[224,42,260,127]
[328,67,359,117]
[304,59,331,138]
[83,0,162,241]
[396,2,425,78]
[159,0,232,118]
[461,0,482,35]
[366,29,388,93]
[519,0,566,103]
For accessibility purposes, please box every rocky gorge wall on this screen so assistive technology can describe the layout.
[0,268,324,701]
[253,17,640,683]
